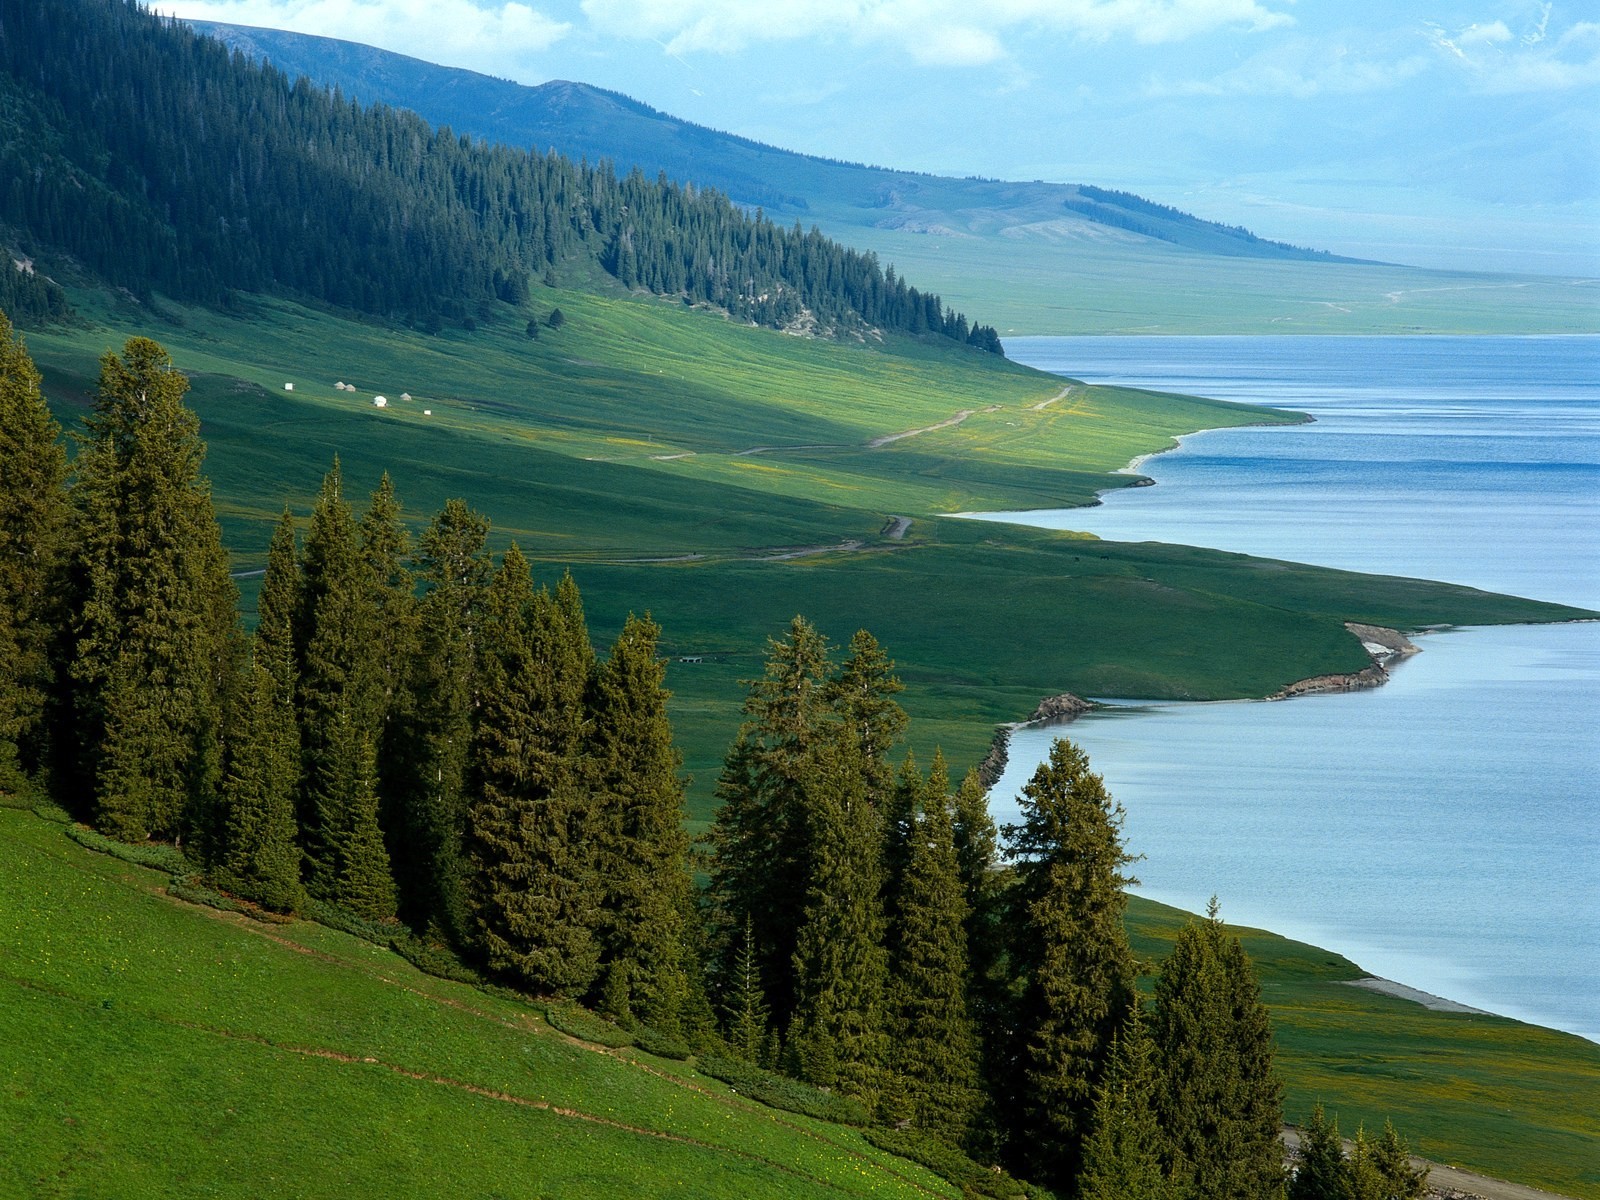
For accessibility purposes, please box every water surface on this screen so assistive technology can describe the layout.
[983,337,1600,1043]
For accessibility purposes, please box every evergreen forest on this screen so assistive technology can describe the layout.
[0,0,1000,351]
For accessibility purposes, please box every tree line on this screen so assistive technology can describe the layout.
[0,0,1002,353]
[0,315,1422,1199]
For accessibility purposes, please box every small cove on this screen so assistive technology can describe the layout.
[984,335,1600,1043]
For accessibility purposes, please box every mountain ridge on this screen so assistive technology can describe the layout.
[190,20,1370,266]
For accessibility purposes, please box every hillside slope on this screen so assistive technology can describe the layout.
[190,21,1353,264]
[188,20,1600,337]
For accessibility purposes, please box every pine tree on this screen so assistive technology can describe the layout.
[724,914,772,1062]
[785,728,889,1104]
[465,546,599,994]
[589,612,696,1034]
[882,750,982,1144]
[0,312,68,789]
[1151,901,1285,1200]
[400,498,493,937]
[707,615,834,1035]
[214,656,304,914]
[1288,1105,1349,1200]
[256,509,300,699]
[826,628,907,808]
[70,337,238,843]
[1371,1121,1428,1200]
[330,714,397,922]
[1003,736,1139,1192]
[295,457,385,900]
[1079,1004,1175,1200]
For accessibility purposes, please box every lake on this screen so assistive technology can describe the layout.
[983,336,1600,1044]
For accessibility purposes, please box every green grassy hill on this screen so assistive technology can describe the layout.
[27,286,1586,808]
[5,799,1596,1199]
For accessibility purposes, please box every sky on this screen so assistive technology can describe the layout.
[155,0,1600,275]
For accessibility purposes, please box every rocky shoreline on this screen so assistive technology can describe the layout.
[1270,622,1420,699]
[981,623,1423,788]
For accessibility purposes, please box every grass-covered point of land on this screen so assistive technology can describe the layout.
[4,802,1595,1199]
[25,286,1591,805]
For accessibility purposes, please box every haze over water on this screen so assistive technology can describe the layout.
[985,336,1600,1044]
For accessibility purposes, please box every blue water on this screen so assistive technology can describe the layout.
[985,336,1600,1044]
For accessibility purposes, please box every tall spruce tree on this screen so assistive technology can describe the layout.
[295,458,389,902]
[707,615,834,1036]
[70,337,238,842]
[1003,737,1139,1193]
[465,546,599,994]
[785,728,889,1103]
[1151,901,1285,1200]
[826,629,907,808]
[1079,1004,1174,1200]
[399,498,493,936]
[0,312,68,789]
[214,655,305,914]
[882,750,982,1143]
[589,612,697,1034]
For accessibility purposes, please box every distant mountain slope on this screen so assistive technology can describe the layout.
[191,21,1366,265]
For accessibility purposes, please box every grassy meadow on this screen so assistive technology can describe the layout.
[4,801,1596,1198]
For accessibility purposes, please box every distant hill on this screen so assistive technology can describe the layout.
[191,21,1368,266]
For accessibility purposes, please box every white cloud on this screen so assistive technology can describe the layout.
[579,0,1293,64]
[159,0,571,79]
[1426,12,1600,93]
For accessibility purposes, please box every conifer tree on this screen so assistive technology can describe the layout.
[827,628,907,807]
[330,713,397,922]
[785,728,889,1104]
[883,750,982,1143]
[256,509,300,699]
[1288,1105,1349,1200]
[294,457,386,900]
[1079,1004,1174,1200]
[70,337,238,842]
[589,612,696,1033]
[214,656,304,914]
[1003,737,1139,1192]
[724,914,772,1062]
[1151,901,1285,1200]
[707,615,834,1034]
[465,546,599,994]
[400,498,493,936]
[0,312,67,788]
[1370,1121,1427,1200]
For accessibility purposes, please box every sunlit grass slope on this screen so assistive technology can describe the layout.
[26,286,1592,798]
[0,804,957,1200]
[5,804,1595,1198]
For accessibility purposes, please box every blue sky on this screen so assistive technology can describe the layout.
[158,0,1599,274]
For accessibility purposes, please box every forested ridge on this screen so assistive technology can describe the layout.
[0,315,1429,1200]
[0,0,1001,351]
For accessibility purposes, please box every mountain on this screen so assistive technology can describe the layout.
[0,0,996,351]
[190,21,1364,266]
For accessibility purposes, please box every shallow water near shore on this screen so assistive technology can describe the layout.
[985,336,1600,1043]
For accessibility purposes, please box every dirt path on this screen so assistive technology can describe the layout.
[1031,384,1075,411]
[882,516,912,540]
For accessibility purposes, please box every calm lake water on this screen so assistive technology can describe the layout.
[985,336,1600,1044]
